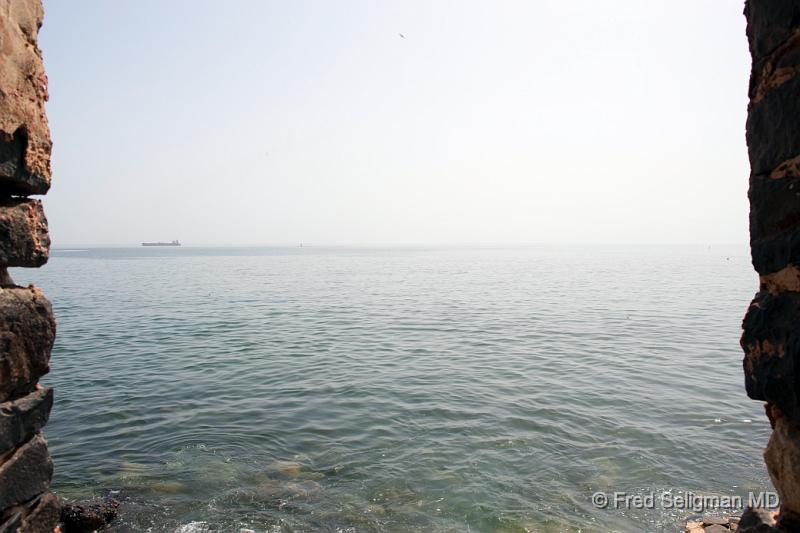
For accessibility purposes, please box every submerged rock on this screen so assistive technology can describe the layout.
[116,461,152,482]
[60,498,119,533]
[263,459,323,479]
[254,478,322,500]
[148,480,185,494]
[284,480,322,498]
[268,460,304,477]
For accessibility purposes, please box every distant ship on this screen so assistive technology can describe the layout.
[141,240,181,247]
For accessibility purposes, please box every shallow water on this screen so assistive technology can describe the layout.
[14,245,771,532]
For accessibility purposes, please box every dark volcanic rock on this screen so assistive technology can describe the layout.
[0,198,49,268]
[745,0,800,61]
[741,290,800,421]
[744,3,800,278]
[748,31,800,105]
[0,433,53,511]
[0,285,55,403]
[738,506,779,532]
[0,386,52,455]
[61,499,120,533]
[749,173,800,274]
[744,0,800,523]
[747,75,800,177]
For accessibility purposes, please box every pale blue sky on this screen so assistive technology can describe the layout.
[40,1,750,246]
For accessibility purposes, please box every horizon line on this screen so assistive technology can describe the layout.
[50,241,750,249]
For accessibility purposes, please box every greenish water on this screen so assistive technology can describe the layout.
[14,245,771,532]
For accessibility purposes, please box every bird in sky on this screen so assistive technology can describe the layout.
[399,33,405,39]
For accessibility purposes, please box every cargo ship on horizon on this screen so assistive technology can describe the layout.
[141,240,181,247]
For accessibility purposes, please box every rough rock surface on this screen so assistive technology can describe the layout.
[764,415,800,518]
[739,507,780,532]
[742,0,800,528]
[745,1,800,62]
[741,291,800,421]
[685,516,743,532]
[0,433,53,511]
[0,492,60,533]
[60,499,120,533]
[0,386,52,455]
[0,285,55,403]
[16,492,60,533]
[0,198,48,268]
[684,508,783,532]
[0,0,59,529]
[0,0,51,195]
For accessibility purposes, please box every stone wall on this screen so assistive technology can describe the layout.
[0,0,59,531]
[741,0,800,530]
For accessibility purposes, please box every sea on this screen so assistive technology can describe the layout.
[11,245,772,533]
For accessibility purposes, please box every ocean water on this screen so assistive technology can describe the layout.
[12,245,772,532]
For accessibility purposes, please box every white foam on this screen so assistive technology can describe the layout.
[173,522,210,533]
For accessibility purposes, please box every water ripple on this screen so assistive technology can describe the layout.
[12,245,771,532]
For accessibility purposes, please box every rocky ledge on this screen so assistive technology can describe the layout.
[59,499,119,533]
[685,508,786,533]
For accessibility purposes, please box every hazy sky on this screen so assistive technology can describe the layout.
[40,1,750,246]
